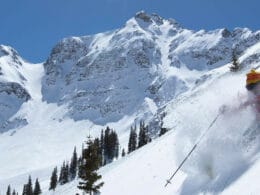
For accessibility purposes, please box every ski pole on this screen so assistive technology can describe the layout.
[165,113,221,187]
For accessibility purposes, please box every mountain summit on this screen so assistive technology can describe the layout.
[41,12,260,125]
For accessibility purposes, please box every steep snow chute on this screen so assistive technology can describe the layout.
[165,112,221,187]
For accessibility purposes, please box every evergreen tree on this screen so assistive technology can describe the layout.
[6,185,11,195]
[100,129,104,165]
[22,176,33,195]
[138,121,149,148]
[78,156,83,178]
[122,148,126,157]
[49,167,58,191]
[103,127,119,163]
[113,132,119,159]
[59,161,69,185]
[12,189,16,195]
[104,126,111,162]
[108,131,114,161]
[100,130,104,150]
[128,125,137,153]
[107,130,119,160]
[94,138,103,167]
[69,147,78,180]
[33,178,41,195]
[159,127,167,136]
[22,184,27,195]
[65,163,69,183]
[230,49,240,72]
[27,176,33,195]
[77,144,84,178]
[59,162,64,184]
[78,137,104,195]
[128,128,132,153]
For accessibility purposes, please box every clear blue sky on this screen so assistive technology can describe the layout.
[0,0,259,62]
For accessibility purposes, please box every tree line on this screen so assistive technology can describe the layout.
[6,121,167,195]
[6,176,41,195]
[49,126,120,194]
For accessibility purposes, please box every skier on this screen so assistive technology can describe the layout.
[220,68,260,117]
[245,69,260,115]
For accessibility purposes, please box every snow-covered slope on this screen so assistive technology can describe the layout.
[38,54,260,195]
[0,45,31,132]
[0,11,259,195]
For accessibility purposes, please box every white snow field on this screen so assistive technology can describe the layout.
[0,12,259,194]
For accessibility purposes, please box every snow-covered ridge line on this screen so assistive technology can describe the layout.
[42,11,260,125]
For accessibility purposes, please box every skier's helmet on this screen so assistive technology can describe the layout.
[246,69,260,91]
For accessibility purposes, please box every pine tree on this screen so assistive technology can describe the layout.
[128,125,137,153]
[69,147,78,180]
[104,126,111,162]
[78,137,104,195]
[133,125,137,150]
[230,49,240,72]
[113,132,119,159]
[78,144,84,178]
[159,127,167,136]
[27,175,33,195]
[100,129,104,166]
[22,176,33,195]
[94,138,102,167]
[33,178,41,195]
[122,148,126,157]
[49,167,58,191]
[107,130,119,160]
[103,127,117,163]
[94,128,120,165]
[59,162,64,184]
[128,128,132,153]
[59,161,69,185]
[6,185,11,195]
[22,184,27,195]
[78,156,83,178]
[64,162,69,183]
[12,189,16,195]
[100,130,104,150]
[138,121,149,148]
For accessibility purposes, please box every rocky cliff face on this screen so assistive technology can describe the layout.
[0,45,30,132]
[41,11,260,125]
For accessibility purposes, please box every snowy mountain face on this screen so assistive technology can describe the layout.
[42,11,260,126]
[0,11,260,195]
[0,45,30,132]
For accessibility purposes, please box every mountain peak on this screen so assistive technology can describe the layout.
[134,11,151,22]
[134,11,164,25]
[0,45,19,58]
[133,11,182,30]
[0,45,21,65]
[0,45,23,67]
